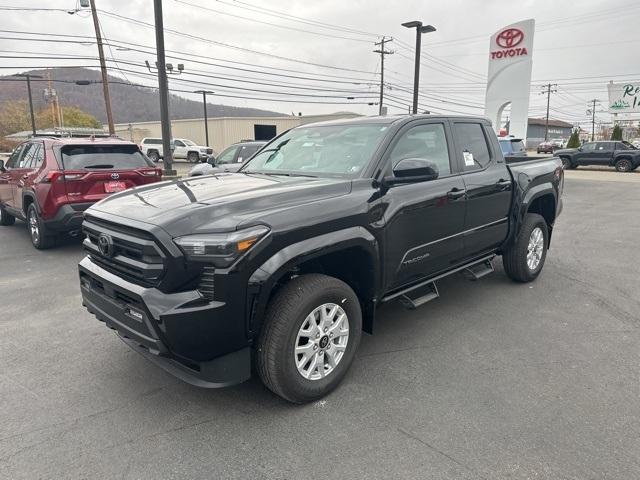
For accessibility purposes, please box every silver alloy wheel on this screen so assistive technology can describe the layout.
[29,210,39,245]
[295,303,349,381]
[526,227,544,270]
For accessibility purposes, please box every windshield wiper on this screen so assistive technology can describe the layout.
[243,171,317,178]
[83,164,114,169]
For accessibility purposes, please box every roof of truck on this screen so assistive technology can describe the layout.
[302,114,491,128]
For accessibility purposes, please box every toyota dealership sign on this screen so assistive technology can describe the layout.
[607,82,640,115]
[485,19,535,141]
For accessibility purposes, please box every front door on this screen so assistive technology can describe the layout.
[9,142,40,213]
[0,143,25,207]
[173,140,187,159]
[381,120,467,290]
[575,142,598,165]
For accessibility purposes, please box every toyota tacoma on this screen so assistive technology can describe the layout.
[79,115,563,403]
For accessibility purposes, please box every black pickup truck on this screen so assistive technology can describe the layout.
[555,140,640,172]
[78,115,563,403]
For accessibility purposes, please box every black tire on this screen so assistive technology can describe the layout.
[0,204,15,226]
[560,157,574,169]
[256,274,362,404]
[502,213,548,283]
[27,204,56,250]
[147,150,160,162]
[187,152,199,163]
[615,158,632,172]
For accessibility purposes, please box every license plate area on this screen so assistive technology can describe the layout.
[105,181,127,193]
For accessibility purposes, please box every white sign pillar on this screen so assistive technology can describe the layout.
[484,19,535,139]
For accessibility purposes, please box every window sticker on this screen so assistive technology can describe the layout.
[463,151,475,166]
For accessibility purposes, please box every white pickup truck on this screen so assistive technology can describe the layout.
[140,137,215,163]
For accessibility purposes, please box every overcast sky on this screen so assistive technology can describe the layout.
[3,0,639,129]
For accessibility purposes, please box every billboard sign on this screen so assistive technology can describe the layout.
[485,19,535,140]
[607,82,640,114]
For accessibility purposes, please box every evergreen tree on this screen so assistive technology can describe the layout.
[610,124,623,141]
[566,128,581,148]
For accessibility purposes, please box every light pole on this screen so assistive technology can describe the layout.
[194,90,213,147]
[12,73,42,136]
[401,21,436,114]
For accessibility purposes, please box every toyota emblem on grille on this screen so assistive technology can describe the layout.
[97,233,114,257]
[110,172,120,180]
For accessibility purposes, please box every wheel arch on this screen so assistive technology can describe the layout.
[22,191,39,216]
[248,227,380,336]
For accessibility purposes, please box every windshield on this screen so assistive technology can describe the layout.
[241,124,389,177]
[61,144,154,170]
[182,139,196,146]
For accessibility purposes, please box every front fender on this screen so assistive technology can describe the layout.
[247,226,379,335]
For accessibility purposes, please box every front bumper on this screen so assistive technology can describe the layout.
[78,256,251,388]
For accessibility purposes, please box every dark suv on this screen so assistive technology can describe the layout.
[0,137,162,249]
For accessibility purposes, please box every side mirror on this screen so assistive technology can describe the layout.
[0,160,5,171]
[207,157,216,166]
[577,146,583,151]
[383,158,439,186]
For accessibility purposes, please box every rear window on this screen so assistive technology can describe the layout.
[510,139,526,153]
[61,144,153,170]
[142,138,162,144]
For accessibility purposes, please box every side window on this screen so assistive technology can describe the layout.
[582,143,596,152]
[32,144,45,168]
[6,144,25,168]
[19,143,37,168]
[454,123,491,171]
[236,145,259,163]
[216,146,239,164]
[174,140,185,147]
[388,123,451,176]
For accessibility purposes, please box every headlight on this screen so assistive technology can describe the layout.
[174,226,269,266]
[200,148,207,153]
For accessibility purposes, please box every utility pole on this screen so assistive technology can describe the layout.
[153,0,175,176]
[194,90,214,146]
[373,37,394,115]
[588,99,599,141]
[88,0,115,135]
[402,21,436,114]
[12,73,40,136]
[540,83,557,141]
[46,71,56,128]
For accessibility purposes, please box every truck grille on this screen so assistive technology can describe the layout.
[197,266,215,301]
[83,216,165,287]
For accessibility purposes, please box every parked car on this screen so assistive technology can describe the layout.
[0,137,162,249]
[189,141,267,176]
[498,137,527,157]
[79,115,563,403]
[550,139,565,149]
[140,137,215,163]
[555,140,640,171]
[537,141,554,154]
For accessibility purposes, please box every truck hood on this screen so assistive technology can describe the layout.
[88,172,352,235]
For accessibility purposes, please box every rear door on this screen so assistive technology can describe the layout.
[59,144,159,203]
[451,121,512,259]
[0,143,26,207]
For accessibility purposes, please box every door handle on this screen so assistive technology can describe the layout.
[446,188,466,200]
[496,179,511,190]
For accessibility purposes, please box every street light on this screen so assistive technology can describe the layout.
[12,73,42,136]
[193,90,214,147]
[401,21,436,114]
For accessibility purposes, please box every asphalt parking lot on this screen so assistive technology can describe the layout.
[1,170,639,479]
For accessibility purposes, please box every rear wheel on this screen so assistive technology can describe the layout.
[27,204,56,250]
[615,158,632,172]
[187,152,200,163]
[0,204,15,226]
[147,150,160,162]
[502,213,548,283]
[256,274,362,403]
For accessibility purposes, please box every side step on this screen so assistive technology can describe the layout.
[398,282,439,310]
[462,259,494,281]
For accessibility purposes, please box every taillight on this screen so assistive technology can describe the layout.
[139,169,163,177]
[43,170,84,182]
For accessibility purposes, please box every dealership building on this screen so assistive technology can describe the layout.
[504,117,574,147]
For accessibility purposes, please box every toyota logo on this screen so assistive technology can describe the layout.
[97,233,114,257]
[110,172,120,180]
[496,28,524,48]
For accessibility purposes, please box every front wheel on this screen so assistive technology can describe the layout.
[256,274,362,403]
[560,157,573,169]
[502,213,548,283]
[615,158,632,172]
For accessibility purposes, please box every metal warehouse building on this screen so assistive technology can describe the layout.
[112,113,360,154]
[526,118,574,147]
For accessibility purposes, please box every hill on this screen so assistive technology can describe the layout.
[0,67,285,124]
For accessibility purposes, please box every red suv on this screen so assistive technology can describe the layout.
[0,137,162,249]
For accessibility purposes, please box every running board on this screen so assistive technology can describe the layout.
[462,259,494,281]
[398,282,439,310]
[381,254,496,305]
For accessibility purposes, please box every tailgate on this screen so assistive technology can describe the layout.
[63,169,161,202]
